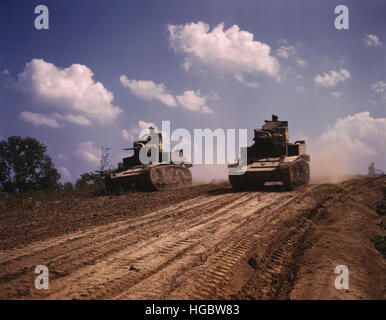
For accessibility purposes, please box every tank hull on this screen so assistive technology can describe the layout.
[228,156,310,190]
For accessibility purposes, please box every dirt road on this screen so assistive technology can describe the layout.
[0,177,385,299]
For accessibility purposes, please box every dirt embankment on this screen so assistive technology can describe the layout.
[0,177,384,300]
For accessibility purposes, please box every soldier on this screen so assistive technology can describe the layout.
[368,162,375,176]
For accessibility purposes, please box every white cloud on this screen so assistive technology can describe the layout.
[52,113,91,126]
[208,91,220,101]
[57,153,69,161]
[296,58,306,67]
[121,129,131,141]
[168,21,280,81]
[311,112,386,179]
[58,166,73,183]
[234,73,259,88]
[276,45,297,59]
[120,76,177,107]
[20,111,63,128]
[121,75,215,114]
[363,34,383,47]
[314,68,351,87]
[75,141,100,167]
[121,120,159,142]
[13,59,122,127]
[331,91,343,98]
[275,41,306,67]
[176,90,213,113]
[19,111,91,128]
[371,80,386,94]
[201,106,215,114]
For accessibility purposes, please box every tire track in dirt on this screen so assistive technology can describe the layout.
[0,194,221,264]
[1,184,326,300]
[0,192,247,298]
[43,191,274,299]
[112,191,301,299]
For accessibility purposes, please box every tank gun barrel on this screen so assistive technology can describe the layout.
[123,147,140,151]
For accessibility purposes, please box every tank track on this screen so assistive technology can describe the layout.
[280,159,310,190]
[106,165,192,193]
[138,165,192,191]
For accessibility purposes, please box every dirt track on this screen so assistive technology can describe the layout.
[0,177,385,300]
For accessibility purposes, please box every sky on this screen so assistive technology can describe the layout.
[0,0,385,182]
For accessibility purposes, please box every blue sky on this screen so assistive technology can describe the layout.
[1,0,385,181]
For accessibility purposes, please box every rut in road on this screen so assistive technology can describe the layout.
[1,191,243,298]
[1,185,325,300]
[47,191,294,299]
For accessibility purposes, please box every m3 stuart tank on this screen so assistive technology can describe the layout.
[105,128,192,192]
[228,115,310,190]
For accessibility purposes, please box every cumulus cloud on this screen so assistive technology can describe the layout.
[314,68,351,87]
[176,90,214,113]
[20,111,63,128]
[331,91,343,98]
[120,75,215,114]
[234,73,259,88]
[296,58,306,67]
[58,166,73,183]
[168,21,280,81]
[13,59,122,127]
[311,112,386,180]
[120,76,177,107]
[275,40,306,67]
[363,34,383,47]
[201,106,215,114]
[276,45,297,59]
[75,141,100,166]
[371,80,386,94]
[19,111,92,128]
[57,153,69,161]
[121,120,159,142]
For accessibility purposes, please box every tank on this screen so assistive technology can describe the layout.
[228,115,310,190]
[105,127,192,192]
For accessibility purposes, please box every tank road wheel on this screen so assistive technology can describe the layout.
[282,160,310,190]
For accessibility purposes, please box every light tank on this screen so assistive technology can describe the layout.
[228,115,310,190]
[105,127,192,192]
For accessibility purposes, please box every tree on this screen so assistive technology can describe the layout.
[75,172,101,189]
[0,136,60,193]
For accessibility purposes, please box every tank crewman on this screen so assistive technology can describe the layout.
[368,162,375,176]
[272,114,279,121]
